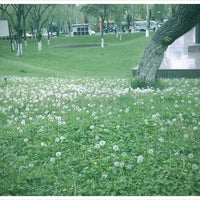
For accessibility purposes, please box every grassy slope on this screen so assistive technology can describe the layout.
[0,33,151,78]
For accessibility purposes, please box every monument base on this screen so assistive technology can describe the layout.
[188,44,200,52]
[132,68,200,78]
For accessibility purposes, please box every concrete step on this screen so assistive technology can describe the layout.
[132,68,200,78]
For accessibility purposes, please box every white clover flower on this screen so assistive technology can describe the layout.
[55,137,60,142]
[172,118,176,122]
[41,142,47,147]
[101,173,108,178]
[192,112,196,117]
[116,125,120,129]
[60,136,65,141]
[174,151,179,156]
[92,112,96,117]
[95,144,100,148]
[188,153,194,159]
[56,152,61,157]
[114,161,120,167]
[14,108,19,114]
[50,157,55,163]
[108,112,112,115]
[121,152,127,157]
[95,135,99,140]
[158,137,164,143]
[175,104,179,108]
[160,127,166,132]
[90,125,95,130]
[125,108,130,113]
[193,127,198,131]
[147,149,154,155]
[137,155,144,164]
[21,119,26,126]
[179,113,183,117]
[119,162,124,168]
[152,114,157,120]
[23,138,28,143]
[28,163,34,168]
[19,165,27,170]
[144,119,148,125]
[183,134,189,139]
[17,127,23,133]
[125,164,133,170]
[167,120,173,126]
[99,140,106,146]
[113,145,119,151]
[192,164,198,170]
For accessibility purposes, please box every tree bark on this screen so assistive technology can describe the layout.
[137,5,200,86]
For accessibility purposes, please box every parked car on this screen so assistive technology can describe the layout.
[25,33,32,38]
[134,21,157,31]
[103,25,117,33]
[89,30,95,35]
[42,32,48,38]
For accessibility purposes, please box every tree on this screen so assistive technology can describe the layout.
[11,5,23,56]
[136,4,200,86]
[67,5,78,36]
[81,4,114,47]
[29,4,54,51]
[22,5,32,46]
[111,5,125,38]
[0,5,15,51]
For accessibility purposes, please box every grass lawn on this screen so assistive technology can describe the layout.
[0,33,200,196]
[0,33,149,78]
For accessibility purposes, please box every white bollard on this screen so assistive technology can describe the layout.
[101,38,104,48]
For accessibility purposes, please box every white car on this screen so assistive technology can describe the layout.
[134,21,157,31]
[25,33,32,38]
[89,30,95,35]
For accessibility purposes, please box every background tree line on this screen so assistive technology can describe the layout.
[0,4,177,50]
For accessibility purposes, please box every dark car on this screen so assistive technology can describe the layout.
[103,25,117,33]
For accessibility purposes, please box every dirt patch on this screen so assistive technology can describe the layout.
[54,43,108,48]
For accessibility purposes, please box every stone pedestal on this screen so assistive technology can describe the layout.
[133,27,200,78]
[188,44,200,52]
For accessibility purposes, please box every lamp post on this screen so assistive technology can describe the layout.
[146,4,150,37]
[157,11,161,22]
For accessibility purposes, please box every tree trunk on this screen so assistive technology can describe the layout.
[38,33,42,51]
[100,19,104,48]
[16,28,23,57]
[16,43,23,56]
[38,41,42,51]
[137,5,200,86]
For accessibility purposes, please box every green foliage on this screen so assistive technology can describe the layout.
[163,36,173,44]
[131,77,167,90]
[131,77,148,88]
